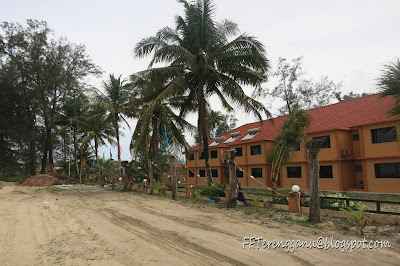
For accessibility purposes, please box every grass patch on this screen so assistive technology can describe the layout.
[42,186,62,192]
[0,175,29,182]
[277,216,324,230]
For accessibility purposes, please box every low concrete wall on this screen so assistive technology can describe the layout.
[140,187,400,225]
[299,206,400,225]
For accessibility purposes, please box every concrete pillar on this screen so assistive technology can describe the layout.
[288,192,300,213]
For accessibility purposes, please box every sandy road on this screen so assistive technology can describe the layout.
[0,184,398,266]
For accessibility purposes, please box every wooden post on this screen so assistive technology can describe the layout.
[306,139,322,223]
[148,158,154,195]
[227,149,238,208]
[169,155,178,200]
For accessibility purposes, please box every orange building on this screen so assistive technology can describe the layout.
[185,94,400,193]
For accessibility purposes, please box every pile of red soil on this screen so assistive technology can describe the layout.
[20,174,62,187]
[50,172,69,180]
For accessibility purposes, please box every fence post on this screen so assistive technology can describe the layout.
[376,202,381,213]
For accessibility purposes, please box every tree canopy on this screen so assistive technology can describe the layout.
[378,58,400,117]
[269,56,342,115]
[134,0,271,186]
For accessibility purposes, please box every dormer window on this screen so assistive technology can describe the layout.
[210,136,226,147]
[241,128,260,141]
[224,132,241,144]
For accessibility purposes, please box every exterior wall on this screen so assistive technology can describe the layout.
[352,129,362,158]
[230,144,247,168]
[246,164,268,187]
[290,144,307,163]
[336,130,353,157]
[341,160,356,190]
[362,122,400,158]
[246,141,268,165]
[237,165,248,187]
[185,121,400,193]
[319,161,340,191]
[186,151,197,168]
[196,168,208,185]
[281,163,308,189]
[307,131,337,162]
[365,158,400,193]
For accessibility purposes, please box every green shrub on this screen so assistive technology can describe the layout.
[199,185,225,198]
[250,195,262,211]
[191,191,199,203]
[272,196,288,204]
[340,204,371,235]
[154,181,167,193]
[166,182,172,190]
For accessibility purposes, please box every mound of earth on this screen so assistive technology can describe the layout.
[50,171,69,180]
[20,174,62,187]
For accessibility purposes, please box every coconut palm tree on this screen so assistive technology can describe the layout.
[378,58,400,117]
[130,73,194,194]
[77,109,116,168]
[134,0,271,186]
[93,74,133,167]
[270,109,311,190]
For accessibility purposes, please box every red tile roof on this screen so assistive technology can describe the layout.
[191,94,397,151]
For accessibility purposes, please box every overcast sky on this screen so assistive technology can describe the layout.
[2,0,399,161]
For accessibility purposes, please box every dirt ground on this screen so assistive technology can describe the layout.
[0,183,399,266]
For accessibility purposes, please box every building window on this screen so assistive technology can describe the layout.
[313,135,331,148]
[355,165,363,172]
[319,165,333,178]
[235,147,243,156]
[251,168,263,178]
[211,169,218,177]
[375,163,400,178]
[199,169,206,177]
[287,167,302,178]
[250,144,262,155]
[199,152,205,160]
[236,169,244,178]
[210,150,218,159]
[189,170,195,177]
[189,153,195,161]
[371,126,397,144]
[353,134,360,141]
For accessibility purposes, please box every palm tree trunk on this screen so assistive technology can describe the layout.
[198,83,213,187]
[94,138,100,184]
[113,113,119,190]
[94,138,99,164]
[149,116,158,195]
[202,131,212,186]
[148,158,154,195]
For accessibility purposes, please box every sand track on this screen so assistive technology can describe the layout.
[0,184,398,265]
